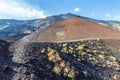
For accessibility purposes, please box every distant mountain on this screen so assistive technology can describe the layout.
[22,17,120,42]
[0,13,120,41]
[76,16,120,31]
[102,20,120,31]
[0,13,78,41]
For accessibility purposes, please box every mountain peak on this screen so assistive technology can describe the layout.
[57,13,78,19]
[60,13,76,16]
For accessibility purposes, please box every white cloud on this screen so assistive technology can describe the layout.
[74,8,80,12]
[104,13,112,20]
[0,0,46,20]
[104,14,120,21]
[91,12,95,17]
[113,15,120,21]
[105,14,111,18]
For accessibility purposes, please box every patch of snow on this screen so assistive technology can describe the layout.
[56,31,66,37]
[6,22,10,24]
[9,33,16,36]
[98,23,108,26]
[24,30,31,33]
[0,25,9,30]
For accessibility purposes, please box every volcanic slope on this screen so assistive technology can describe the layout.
[10,39,120,80]
[1,17,120,80]
[36,17,120,42]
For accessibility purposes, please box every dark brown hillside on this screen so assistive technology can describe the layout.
[10,39,120,80]
[0,39,120,80]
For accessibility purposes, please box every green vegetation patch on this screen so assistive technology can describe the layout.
[78,44,85,51]
[99,54,105,60]
[109,56,116,61]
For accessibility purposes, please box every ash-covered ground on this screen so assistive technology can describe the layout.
[0,39,120,80]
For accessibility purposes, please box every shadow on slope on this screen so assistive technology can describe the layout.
[0,40,15,80]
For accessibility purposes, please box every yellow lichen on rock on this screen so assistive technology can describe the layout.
[113,75,119,80]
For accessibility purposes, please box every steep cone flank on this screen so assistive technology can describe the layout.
[37,17,120,41]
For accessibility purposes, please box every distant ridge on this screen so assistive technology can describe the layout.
[0,13,120,41]
[36,17,120,41]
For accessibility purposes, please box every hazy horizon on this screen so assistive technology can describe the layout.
[0,0,120,21]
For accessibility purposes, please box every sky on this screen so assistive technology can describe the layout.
[0,0,120,21]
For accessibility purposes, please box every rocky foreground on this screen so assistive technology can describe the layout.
[0,39,120,80]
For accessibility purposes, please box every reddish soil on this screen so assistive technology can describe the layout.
[37,17,120,41]
[36,17,120,51]
[102,39,120,51]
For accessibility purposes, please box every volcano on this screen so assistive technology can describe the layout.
[36,17,120,41]
[0,16,120,80]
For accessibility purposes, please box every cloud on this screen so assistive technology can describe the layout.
[113,15,120,21]
[74,8,80,12]
[105,14,111,18]
[0,0,46,20]
[104,13,112,20]
[103,13,120,21]
[91,12,95,17]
